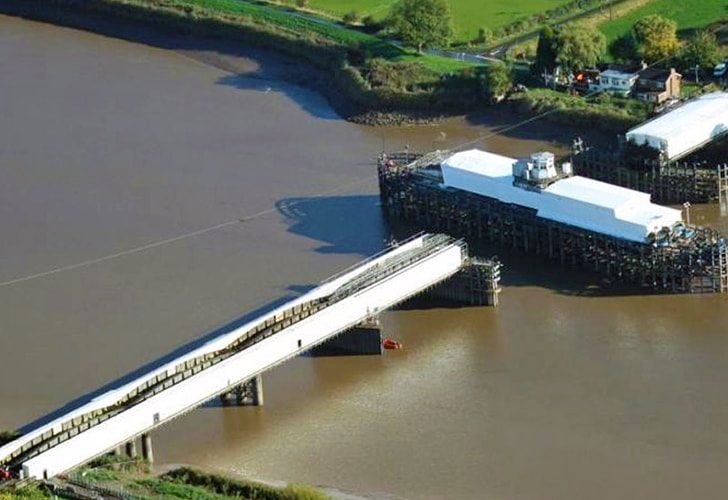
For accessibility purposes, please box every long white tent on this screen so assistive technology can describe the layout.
[625,92,728,160]
[441,149,682,243]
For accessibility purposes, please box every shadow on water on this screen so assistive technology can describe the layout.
[274,193,644,298]
[215,74,339,121]
[276,195,389,256]
[0,2,342,120]
[391,222,664,298]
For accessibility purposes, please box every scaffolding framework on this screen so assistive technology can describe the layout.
[571,148,728,204]
[378,153,728,295]
[427,257,502,306]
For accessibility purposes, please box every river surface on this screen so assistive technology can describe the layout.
[2,14,728,500]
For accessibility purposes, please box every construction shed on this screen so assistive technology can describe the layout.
[441,149,682,243]
[626,92,728,161]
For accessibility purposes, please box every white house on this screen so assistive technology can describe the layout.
[590,64,644,96]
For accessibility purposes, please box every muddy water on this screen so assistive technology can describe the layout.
[2,13,728,500]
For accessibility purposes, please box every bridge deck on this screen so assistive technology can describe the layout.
[1,234,475,480]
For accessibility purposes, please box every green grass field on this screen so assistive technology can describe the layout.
[170,0,478,72]
[597,0,728,43]
[306,0,575,41]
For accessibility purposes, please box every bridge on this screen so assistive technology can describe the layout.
[0,233,500,481]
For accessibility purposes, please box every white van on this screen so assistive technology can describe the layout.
[714,61,727,78]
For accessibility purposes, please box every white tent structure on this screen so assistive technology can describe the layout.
[441,149,682,243]
[626,92,728,160]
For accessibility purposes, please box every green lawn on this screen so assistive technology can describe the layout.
[170,0,480,72]
[597,0,728,43]
[307,0,576,41]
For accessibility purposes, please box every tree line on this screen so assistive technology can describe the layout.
[534,15,723,77]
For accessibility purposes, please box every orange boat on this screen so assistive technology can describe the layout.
[382,338,403,350]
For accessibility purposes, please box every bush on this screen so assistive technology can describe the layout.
[0,485,51,500]
[361,58,436,91]
[477,27,492,44]
[295,0,308,8]
[361,15,382,33]
[342,10,360,24]
[509,89,650,132]
[161,467,328,500]
[483,61,513,99]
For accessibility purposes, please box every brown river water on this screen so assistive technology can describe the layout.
[2,13,728,500]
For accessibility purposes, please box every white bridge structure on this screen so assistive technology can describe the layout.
[0,233,491,480]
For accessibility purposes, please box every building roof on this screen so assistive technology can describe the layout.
[638,67,678,81]
[600,63,643,75]
[440,149,681,242]
[625,92,728,160]
[600,69,640,80]
[545,175,646,210]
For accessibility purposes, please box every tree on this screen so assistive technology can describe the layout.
[632,15,678,62]
[483,61,512,101]
[553,25,606,72]
[534,26,558,75]
[681,30,722,70]
[388,0,454,53]
[477,27,493,45]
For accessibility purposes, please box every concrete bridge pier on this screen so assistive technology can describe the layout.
[124,440,137,459]
[141,433,153,464]
[219,375,264,406]
[309,317,383,356]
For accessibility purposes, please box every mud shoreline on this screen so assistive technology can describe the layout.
[0,0,459,126]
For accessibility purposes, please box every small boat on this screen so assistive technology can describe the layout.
[382,338,403,350]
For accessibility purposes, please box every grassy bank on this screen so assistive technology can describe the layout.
[1,458,328,499]
[509,88,651,132]
[156,467,327,499]
[0,0,652,132]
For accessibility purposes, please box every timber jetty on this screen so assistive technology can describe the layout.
[378,149,728,294]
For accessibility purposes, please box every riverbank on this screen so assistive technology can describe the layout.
[0,0,482,124]
[0,0,644,131]
[2,459,333,499]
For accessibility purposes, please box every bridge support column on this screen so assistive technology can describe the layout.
[253,374,264,406]
[309,318,383,356]
[125,440,137,459]
[141,433,154,464]
[220,375,264,407]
